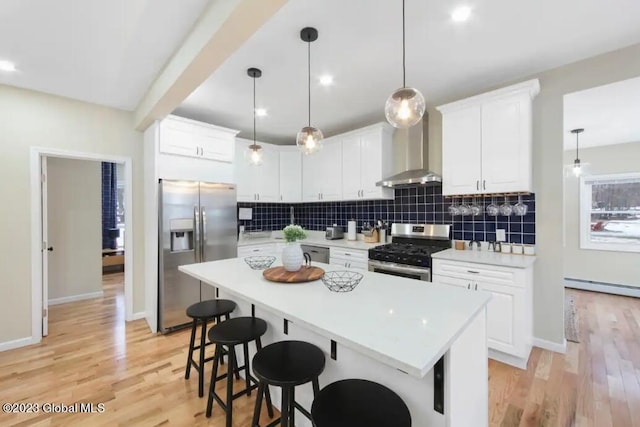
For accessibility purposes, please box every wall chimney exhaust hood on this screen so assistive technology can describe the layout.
[376,115,442,188]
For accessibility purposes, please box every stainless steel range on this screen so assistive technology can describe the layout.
[368,224,451,282]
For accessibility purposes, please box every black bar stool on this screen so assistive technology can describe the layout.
[311,379,412,427]
[206,316,273,427]
[251,340,325,427]
[184,299,237,397]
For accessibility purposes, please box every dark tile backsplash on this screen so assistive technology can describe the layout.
[238,186,536,244]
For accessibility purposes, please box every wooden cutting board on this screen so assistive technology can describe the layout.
[263,266,325,283]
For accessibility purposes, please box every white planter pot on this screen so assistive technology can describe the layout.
[282,242,304,272]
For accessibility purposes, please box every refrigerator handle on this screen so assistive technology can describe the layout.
[194,205,200,262]
[200,206,207,261]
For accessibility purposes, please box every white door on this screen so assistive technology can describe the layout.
[41,156,49,336]
[341,135,362,200]
[159,119,198,157]
[320,139,343,201]
[441,106,482,195]
[360,130,386,199]
[256,145,280,202]
[476,281,518,354]
[481,97,525,193]
[302,151,321,202]
[279,149,302,203]
[234,140,257,202]
[196,128,234,163]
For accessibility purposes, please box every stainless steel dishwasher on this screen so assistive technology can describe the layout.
[300,244,330,264]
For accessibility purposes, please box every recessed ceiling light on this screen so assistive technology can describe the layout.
[255,108,267,117]
[451,6,472,23]
[319,75,334,86]
[0,60,17,72]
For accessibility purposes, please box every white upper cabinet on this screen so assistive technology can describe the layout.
[341,124,394,201]
[159,115,237,162]
[235,138,279,202]
[437,80,539,196]
[279,147,302,203]
[303,137,343,201]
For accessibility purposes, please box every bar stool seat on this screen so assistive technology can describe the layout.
[252,341,325,427]
[206,317,272,427]
[185,299,237,398]
[311,379,411,427]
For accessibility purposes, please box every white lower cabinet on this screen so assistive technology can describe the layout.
[329,248,368,271]
[432,259,533,369]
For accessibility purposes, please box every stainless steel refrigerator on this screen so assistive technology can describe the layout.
[158,180,237,333]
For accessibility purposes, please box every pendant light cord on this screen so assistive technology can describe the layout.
[253,76,256,145]
[402,0,406,88]
[307,40,311,127]
[575,131,579,161]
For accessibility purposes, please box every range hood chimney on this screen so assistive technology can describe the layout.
[376,114,442,188]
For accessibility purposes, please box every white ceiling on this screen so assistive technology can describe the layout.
[175,0,640,144]
[564,76,640,150]
[0,0,210,110]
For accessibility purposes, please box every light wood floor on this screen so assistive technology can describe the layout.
[0,276,639,426]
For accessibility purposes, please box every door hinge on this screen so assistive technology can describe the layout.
[42,241,47,251]
[43,308,47,317]
[41,173,46,183]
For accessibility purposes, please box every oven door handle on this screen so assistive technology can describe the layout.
[368,260,430,276]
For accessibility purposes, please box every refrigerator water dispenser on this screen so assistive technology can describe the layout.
[170,218,194,252]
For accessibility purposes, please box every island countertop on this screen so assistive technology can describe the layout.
[179,258,490,378]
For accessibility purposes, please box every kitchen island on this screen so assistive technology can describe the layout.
[180,258,491,427]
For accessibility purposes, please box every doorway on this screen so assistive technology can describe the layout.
[30,147,134,343]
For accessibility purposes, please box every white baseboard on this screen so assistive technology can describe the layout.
[489,349,529,370]
[532,337,567,354]
[565,279,640,298]
[0,336,39,352]
[130,311,146,321]
[48,291,103,306]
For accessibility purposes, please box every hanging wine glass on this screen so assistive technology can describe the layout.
[514,194,528,216]
[458,197,471,216]
[499,195,513,216]
[486,196,499,216]
[448,197,460,216]
[470,197,482,216]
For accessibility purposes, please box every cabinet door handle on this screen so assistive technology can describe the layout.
[280,195,283,201]
[475,284,478,291]
[257,194,260,201]
[476,180,479,190]
[467,270,479,274]
[467,283,471,289]
[483,180,486,190]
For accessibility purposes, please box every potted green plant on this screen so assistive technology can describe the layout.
[282,225,307,272]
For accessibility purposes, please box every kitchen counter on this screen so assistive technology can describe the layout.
[180,258,490,427]
[237,230,382,251]
[432,248,536,269]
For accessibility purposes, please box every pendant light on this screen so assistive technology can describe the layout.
[385,0,425,129]
[246,67,263,166]
[296,27,323,155]
[570,128,584,177]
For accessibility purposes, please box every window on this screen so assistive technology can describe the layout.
[580,173,640,252]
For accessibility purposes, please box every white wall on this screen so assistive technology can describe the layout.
[0,84,144,345]
[564,141,640,287]
[47,158,102,300]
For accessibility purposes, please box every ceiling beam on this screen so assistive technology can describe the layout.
[134,0,288,131]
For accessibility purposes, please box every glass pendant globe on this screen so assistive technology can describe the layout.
[385,87,426,128]
[572,159,582,177]
[296,126,323,155]
[245,144,263,166]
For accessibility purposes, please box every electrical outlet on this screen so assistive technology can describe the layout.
[496,229,506,242]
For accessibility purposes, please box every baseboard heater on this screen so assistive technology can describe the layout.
[565,278,640,298]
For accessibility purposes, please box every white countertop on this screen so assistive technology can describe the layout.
[432,248,536,269]
[238,230,382,251]
[179,258,490,378]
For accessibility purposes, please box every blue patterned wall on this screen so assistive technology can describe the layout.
[238,186,535,244]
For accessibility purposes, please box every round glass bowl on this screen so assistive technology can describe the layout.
[244,256,276,270]
[321,271,363,293]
